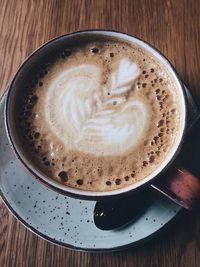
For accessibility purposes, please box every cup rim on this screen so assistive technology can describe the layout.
[4,29,187,200]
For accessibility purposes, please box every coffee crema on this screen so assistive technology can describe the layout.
[16,36,181,191]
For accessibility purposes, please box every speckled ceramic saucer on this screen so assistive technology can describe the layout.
[0,86,199,252]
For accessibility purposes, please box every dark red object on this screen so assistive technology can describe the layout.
[152,167,200,210]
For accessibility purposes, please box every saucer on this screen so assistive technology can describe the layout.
[0,86,199,252]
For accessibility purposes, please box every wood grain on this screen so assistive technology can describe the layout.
[0,0,200,266]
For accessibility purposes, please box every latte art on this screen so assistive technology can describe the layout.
[45,59,147,156]
[16,36,181,192]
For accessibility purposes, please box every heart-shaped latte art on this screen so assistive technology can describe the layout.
[45,59,148,156]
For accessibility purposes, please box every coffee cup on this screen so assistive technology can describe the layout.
[4,30,200,208]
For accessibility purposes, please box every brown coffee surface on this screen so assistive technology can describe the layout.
[16,36,181,192]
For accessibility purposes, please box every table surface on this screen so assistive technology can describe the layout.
[0,0,200,266]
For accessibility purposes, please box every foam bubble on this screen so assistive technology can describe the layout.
[142,161,148,166]
[124,176,130,181]
[34,132,40,139]
[58,171,68,182]
[90,48,99,53]
[157,120,164,127]
[76,179,83,185]
[115,178,121,185]
[149,155,155,163]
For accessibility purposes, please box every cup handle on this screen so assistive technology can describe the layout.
[151,166,200,210]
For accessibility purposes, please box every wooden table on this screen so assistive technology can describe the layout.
[1,0,200,266]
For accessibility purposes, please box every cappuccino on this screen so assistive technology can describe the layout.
[16,35,181,191]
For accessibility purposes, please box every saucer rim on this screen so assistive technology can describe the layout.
[0,190,183,252]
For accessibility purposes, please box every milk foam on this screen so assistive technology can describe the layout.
[17,37,181,192]
[45,59,148,156]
